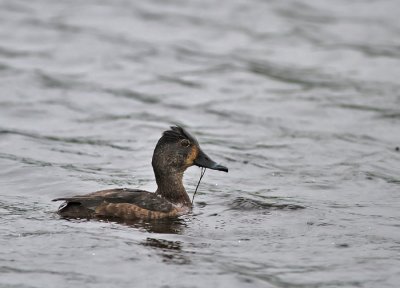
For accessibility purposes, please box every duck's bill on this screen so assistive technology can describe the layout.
[194,149,228,172]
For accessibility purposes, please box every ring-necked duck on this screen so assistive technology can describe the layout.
[53,126,228,220]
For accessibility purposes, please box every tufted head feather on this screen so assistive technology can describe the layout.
[160,125,198,145]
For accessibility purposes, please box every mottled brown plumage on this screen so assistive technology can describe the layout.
[53,126,228,221]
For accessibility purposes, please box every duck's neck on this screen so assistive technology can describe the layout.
[154,170,192,207]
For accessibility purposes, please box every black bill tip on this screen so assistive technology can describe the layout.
[212,163,228,172]
[194,149,228,172]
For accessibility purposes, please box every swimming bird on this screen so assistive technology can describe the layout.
[52,126,228,220]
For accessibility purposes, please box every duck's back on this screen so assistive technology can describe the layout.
[53,188,183,220]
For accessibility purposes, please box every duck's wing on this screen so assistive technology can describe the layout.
[52,188,179,220]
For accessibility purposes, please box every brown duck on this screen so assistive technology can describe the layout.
[53,126,228,220]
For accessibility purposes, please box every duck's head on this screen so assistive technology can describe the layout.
[152,126,228,175]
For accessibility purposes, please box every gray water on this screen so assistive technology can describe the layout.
[1,0,400,287]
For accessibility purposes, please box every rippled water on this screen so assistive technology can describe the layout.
[1,0,400,287]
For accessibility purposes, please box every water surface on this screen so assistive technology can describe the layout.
[1,0,400,287]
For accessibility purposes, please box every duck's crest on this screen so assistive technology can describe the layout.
[162,126,198,144]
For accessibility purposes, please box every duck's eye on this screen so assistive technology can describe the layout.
[180,139,191,147]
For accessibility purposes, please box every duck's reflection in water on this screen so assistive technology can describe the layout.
[141,237,191,265]
[62,216,191,264]
[117,217,191,265]
[124,217,188,234]
[61,215,188,233]
[92,215,188,234]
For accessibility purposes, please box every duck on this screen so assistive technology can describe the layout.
[52,126,228,220]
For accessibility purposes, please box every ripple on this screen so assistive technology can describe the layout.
[338,43,400,59]
[36,72,79,90]
[103,87,160,104]
[245,60,400,94]
[157,75,203,88]
[365,171,400,185]
[229,197,305,211]
[0,128,132,151]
